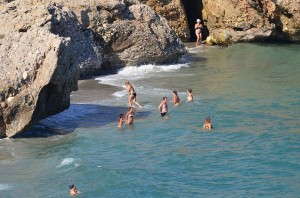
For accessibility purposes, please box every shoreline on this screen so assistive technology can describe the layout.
[71,79,122,104]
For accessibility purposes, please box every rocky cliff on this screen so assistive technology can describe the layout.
[142,0,300,45]
[63,0,187,69]
[0,2,80,137]
[0,0,186,137]
[202,0,300,45]
[139,0,190,42]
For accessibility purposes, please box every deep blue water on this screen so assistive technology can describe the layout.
[0,44,299,197]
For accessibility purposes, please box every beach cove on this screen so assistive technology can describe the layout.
[0,43,300,197]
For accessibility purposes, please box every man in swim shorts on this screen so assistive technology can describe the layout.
[158,97,168,116]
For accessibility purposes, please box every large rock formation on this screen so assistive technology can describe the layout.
[202,0,300,45]
[0,2,80,137]
[139,0,300,45]
[139,0,190,42]
[0,0,186,137]
[62,0,187,69]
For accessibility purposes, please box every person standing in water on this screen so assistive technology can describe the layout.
[186,89,193,102]
[125,80,142,108]
[171,90,180,106]
[125,107,134,125]
[195,19,203,45]
[118,114,124,128]
[202,117,212,131]
[158,97,168,116]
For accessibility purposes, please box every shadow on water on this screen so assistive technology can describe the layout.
[14,104,151,138]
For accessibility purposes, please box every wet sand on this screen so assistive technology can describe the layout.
[71,79,122,103]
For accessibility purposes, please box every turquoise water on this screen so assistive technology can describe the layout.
[0,44,300,197]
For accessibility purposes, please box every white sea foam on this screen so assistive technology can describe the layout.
[95,63,189,87]
[112,90,127,98]
[0,184,11,191]
[57,158,75,168]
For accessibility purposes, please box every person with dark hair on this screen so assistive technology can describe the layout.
[158,97,168,116]
[69,184,80,196]
[118,114,124,127]
[171,90,180,106]
[186,89,193,102]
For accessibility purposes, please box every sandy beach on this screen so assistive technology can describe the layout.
[71,79,122,104]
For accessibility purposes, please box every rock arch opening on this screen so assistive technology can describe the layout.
[181,0,207,42]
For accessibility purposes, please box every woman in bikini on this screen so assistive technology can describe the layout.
[195,19,203,45]
[125,80,142,108]
[125,107,134,125]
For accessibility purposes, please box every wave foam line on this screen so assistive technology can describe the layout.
[95,63,189,87]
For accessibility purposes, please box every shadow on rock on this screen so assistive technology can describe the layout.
[14,104,151,138]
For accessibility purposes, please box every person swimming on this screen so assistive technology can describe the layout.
[118,114,124,127]
[202,117,212,131]
[69,184,80,196]
[186,89,193,102]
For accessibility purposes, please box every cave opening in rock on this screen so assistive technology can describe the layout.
[181,0,206,42]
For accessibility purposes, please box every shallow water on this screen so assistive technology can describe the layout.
[0,44,300,197]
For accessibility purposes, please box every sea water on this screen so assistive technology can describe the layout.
[0,44,299,197]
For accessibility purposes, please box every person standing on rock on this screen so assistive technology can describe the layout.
[125,80,142,108]
[195,19,203,45]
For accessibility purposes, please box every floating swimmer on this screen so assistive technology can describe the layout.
[202,117,212,131]
[69,184,80,196]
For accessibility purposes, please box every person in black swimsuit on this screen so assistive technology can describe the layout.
[194,19,203,45]
[125,80,142,108]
